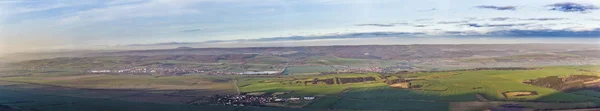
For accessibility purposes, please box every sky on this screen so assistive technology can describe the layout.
[0,0,599,54]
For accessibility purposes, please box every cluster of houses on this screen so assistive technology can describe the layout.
[333,67,384,73]
[208,94,315,107]
[86,67,280,75]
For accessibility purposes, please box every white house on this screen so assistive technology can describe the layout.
[288,98,300,101]
[303,96,315,100]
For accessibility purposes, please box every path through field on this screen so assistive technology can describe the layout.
[234,79,240,95]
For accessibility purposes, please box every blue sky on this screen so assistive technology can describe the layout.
[0,0,599,54]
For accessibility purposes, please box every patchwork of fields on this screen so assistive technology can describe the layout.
[1,65,600,111]
[239,65,600,110]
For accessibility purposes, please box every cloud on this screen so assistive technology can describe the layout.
[229,32,426,42]
[475,5,516,11]
[2,2,70,15]
[60,0,203,23]
[415,18,433,21]
[546,2,599,13]
[520,18,567,21]
[355,24,395,27]
[489,17,513,21]
[488,17,567,21]
[161,29,600,44]
[437,21,468,24]
[391,23,411,25]
[180,28,204,33]
[486,28,600,37]
[464,23,531,28]
[413,25,427,27]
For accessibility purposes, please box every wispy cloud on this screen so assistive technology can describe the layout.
[0,0,39,4]
[464,23,531,28]
[355,24,395,27]
[437,21,468,24]
[489,17,514,21]
[413,25,428,27]
[180,28,204,33]
[60,0,203,23]
[475,5,517,11]
[520,18,567,21]
[152,29,600,44]
[546,2,599,13]
[487,28,600,37]
[415,18,433,21]
[2,2,70,15]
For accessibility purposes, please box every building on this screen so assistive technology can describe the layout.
[303,96,315,100]
[274,98,284,102]
[288,98,300,101]
[239,71,281,75]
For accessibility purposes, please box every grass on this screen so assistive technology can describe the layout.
[244,66,600,102]
[0,86,311,111]
[572,90,600,97]
[0,74,237,92]
[344,86,477,102]
[397,66,600,102]
[305,96,341,108]
[238,65,600,110]
[332,98,449,111]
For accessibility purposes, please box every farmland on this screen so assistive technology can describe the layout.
[1,65,600,110]
[1,44,600,111]
[235,65,600,110]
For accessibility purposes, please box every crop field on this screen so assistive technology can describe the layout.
[247,56,289,64]
[236,65,600,110]
[306,56,398,68]
[0,74,237,94]
[239,73,387,96]
[343,86,477,102]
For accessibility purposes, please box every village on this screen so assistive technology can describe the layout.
[86,67,281,75]
[85,65,397,76]
[190,92,316,108]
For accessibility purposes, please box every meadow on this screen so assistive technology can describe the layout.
[238,65,600,110]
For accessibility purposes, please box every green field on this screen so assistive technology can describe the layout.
[0,86,314,111]
[237,65,600,110]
